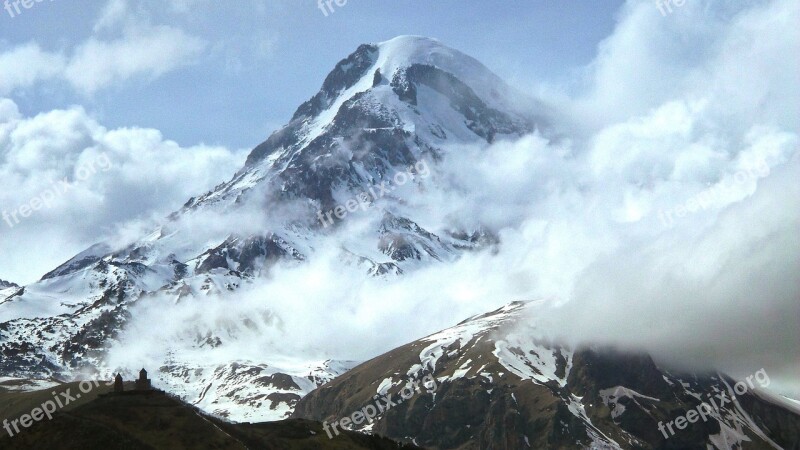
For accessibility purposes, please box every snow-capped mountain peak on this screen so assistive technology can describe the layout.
[0,35,549,421]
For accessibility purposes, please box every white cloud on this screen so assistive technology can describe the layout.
[565,0,799,135]
[167,0,212,15]
[93,0,129,32]
[0,43,65,94]
[517,0,800,396]
[0,99,247,284]
[0,1,205,96]
[64,26,205,94]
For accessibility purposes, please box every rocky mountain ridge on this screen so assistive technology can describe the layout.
[294,301,800,449]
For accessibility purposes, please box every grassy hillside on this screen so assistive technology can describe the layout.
[0,380,421,449]
[0,378,116,422]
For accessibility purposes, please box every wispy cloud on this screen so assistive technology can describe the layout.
[0,0,205,96]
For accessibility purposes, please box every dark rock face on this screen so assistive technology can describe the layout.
[244,44,380,167]
[60,302,132,370]
[738,393,800,448]
[1,275,137,378]
[293,302,800,449]
[292,44,380,123]
[0,329,62,375]
[40,244,111,281]
[195,234,304,275]
[393,64,531,142]
[378,213,443,262]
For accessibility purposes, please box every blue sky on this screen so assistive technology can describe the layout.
[1,0,623,149]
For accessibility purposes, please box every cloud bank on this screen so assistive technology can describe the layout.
[0,98,247,284]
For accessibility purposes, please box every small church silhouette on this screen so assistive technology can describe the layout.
[135,368,152,390]
[112,368,152,393]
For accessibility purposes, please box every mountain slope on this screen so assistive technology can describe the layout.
[0,279,19,302]
[293,301,800,449]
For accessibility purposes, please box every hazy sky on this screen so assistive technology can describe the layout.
[1,0,622,149]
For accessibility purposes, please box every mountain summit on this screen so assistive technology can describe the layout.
[244,35,539,168]
[198,35,544,216]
